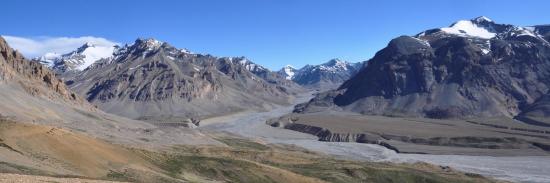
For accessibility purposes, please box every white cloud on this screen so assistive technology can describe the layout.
[1,35,119,59]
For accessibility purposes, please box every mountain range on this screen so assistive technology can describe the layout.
[277,59,362,90]
[37,43,362,92]
[32,39,364,120]
[58,38,301,121]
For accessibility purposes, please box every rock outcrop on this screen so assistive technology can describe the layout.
[0,37,84,104]
[268,115,550,154]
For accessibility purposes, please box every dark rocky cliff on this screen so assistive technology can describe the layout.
[297,18,550,123]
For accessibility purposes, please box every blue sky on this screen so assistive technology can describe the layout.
[3,0,550,70]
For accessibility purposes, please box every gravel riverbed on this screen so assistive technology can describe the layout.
[200,94,550,183]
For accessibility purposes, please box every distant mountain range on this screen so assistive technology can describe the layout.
[277,59,362,90]
[237,58,300,88]
[36,43,362,92]
[296,16,550,126]
[35,39,365,93]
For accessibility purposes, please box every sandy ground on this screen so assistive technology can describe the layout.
[0,121,162,179]
[199,93,550,183]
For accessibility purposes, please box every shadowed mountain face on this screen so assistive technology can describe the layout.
[297,17,550,122]
[65,38,298,120]
[516,92,550,127]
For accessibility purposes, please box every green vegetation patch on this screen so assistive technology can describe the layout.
[159,154,277,183]
[132,137,497,183]
[215,137,270,151]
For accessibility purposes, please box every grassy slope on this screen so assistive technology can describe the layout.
[136,137,501,183]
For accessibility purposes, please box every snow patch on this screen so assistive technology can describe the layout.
[473,16,493,23]
[283,65,295,80]
[180,48,192,54]
[516,27,538,37]
[480,40,491,55]
[75,45,116,70]
[37,52,61,67]
[316,59,350,73]
[143,39,162,50]
[236,57,269,73]
[417,32,426,37]
[412,37,431,47]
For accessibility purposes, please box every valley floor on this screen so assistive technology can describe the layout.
[0,91,545,182]
[0,118,492,183]
[199,93,550,183]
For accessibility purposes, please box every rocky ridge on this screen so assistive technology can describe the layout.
[0,37,85,104]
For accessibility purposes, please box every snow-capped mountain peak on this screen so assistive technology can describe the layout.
[80,42,95,49]
[37,42,117,73]
[134,38,163,50]
[70,43,116,70]
[415,16,550,47]
[234,57,270,73]
[286,59,362,89]
[440,18,497,39]
[472,16,493,23]
[317,59,351,72]
[36,52,61,67]
[282,65,296,80]
[109,38,168,60]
